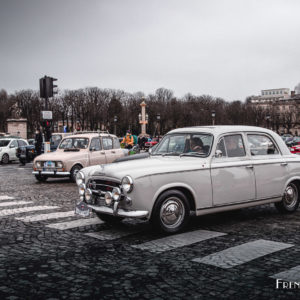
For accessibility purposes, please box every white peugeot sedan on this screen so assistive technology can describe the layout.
[75,126,300,233]
[0,138,28,164]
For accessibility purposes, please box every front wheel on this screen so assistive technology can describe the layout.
[1,153,9,164]
[151,190,190,233]
[35,175,48,182]
[275,182,300,213]
[70,164,82,183]
[96,213,124,224]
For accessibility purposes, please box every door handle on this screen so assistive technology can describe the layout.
[100,152,105,155]
[281,162,288,166]
[245,165,254,169]
[111,150,115,153]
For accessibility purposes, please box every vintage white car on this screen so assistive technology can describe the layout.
[76,126,300,233]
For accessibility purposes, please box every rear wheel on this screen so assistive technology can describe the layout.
[35,175,48,182]
[95,213,124,224]
[19,158,26,165]
[275,182,300,213]
[1,153,9,164]
[70,164,82,183]
[151,189,190,233]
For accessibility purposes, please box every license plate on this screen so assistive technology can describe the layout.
[75,201,91,217]
[44,161,55,168]
[42,168,53,172]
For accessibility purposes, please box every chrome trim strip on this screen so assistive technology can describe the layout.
[88,204,149,218]
[32,171,70,175]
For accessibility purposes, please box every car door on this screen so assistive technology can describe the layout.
[247,133,288,199]
[89,137,107,165]
[8,140,18,160]
[210,134,256,206]
[112,137,124,160]
[102,137,115,163]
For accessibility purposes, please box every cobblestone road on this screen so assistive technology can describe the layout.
[0,163,300,299]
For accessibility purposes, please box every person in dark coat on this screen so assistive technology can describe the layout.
[35,128,43,155]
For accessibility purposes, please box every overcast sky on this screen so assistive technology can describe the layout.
[1,0,300,101]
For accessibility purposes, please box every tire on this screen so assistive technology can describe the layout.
[1,153,9,164]
[70,164,82,183]
[275,182,300,213]
[19,159,26,166]
[35,175,48,182]
[151,189,190,233]
[95,213,124,224]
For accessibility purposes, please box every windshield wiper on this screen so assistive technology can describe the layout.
[180,152,207,157]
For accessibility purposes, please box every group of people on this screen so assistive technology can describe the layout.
[121,130,151,150]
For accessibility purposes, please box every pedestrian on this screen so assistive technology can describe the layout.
[35,128,43,155]
[121,130,134,149]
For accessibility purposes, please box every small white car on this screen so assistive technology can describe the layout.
[76,126,300,233]
[0,138,28,164]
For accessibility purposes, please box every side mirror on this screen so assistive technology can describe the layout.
[10,144,15,148]
[215,149,223,158]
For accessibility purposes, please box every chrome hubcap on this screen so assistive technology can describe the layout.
[160,197,184,229]
[284,183,298,208]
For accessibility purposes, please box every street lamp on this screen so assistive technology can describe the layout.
[211,110,216,125]
[156,113,161,139]
[114,115,117,135]
[265,113,271,129]
[138,113,142,122]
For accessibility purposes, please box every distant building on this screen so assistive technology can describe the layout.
[249,87,300,135]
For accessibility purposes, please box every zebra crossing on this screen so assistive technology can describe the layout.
[0,193,299,280]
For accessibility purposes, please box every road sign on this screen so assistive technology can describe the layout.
[42,111,53,120]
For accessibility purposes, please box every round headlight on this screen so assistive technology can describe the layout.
[56,161,63,168]
[112,187,121,201]
[85,188,92,202]
[105,192,113,206]
[121,176,133,193]
[79,183,86,195]
[36,161,41,168]
[76,171,85,186]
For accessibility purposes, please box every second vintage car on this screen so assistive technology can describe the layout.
[33,132,125,182]
[75,126,300,233]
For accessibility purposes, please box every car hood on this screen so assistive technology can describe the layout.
[90,155,209,180]
[33,149,87,162]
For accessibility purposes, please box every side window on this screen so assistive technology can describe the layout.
[90,138,101,151]
[223,134,246,158]
[18,140,26,147]
[102,137,113,150]
[247,134,279,156]
[113,137,120,149]
[10,140,18,148]
[216,137,227,157]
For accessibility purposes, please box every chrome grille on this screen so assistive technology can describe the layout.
[88,178,120,195]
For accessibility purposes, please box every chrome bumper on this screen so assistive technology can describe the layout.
[88,204,149,219]
[32,171,70,176]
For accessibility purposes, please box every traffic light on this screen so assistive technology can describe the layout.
[39,76,58,98]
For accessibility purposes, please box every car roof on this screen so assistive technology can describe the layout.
[168,125,275,136]
[62,133,117,139]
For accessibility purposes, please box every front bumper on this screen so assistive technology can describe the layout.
[32,170,70,176]
[88,203,149,219]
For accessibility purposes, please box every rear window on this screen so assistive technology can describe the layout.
[0,140,10,147]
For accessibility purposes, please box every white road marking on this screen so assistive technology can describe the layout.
[86,228,142,241]
[0,201,33,207]
[193,239,294,269]
[0,196,15,201]
[46,217,103,230]
[270,265,300,282]
[15,211,75,222]
[0,206,60,217]
[131,229,227,253]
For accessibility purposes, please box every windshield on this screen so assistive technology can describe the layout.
[0,140,10,147]
[50,134,62,147]
[152,133,213,157]
[59,138,89,149]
